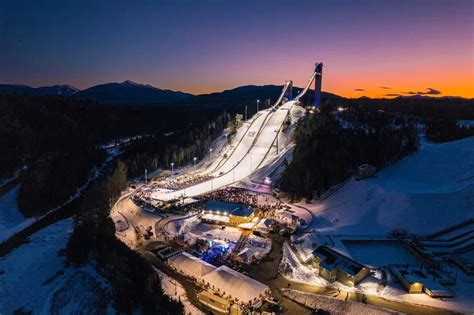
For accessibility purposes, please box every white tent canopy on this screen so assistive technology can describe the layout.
[201,213,230,224]
[202,265,269,304]
[168,252,216,279]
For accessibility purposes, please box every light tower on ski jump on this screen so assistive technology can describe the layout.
[314,62,323,109]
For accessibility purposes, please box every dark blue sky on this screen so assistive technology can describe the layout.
[1,0,472,97]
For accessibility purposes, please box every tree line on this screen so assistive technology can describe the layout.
[0,93,266,216]
[66,160,184,314]
[120,112,232,178]
[425,119,474,142]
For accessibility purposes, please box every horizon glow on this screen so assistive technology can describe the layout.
[1,0,473,98]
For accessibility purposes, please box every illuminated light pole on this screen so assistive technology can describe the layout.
[209,148,213,158]
[193,157,197,173]
[257,99,260,112]
[169,163,174,189]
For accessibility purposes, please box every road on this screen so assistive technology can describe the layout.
[151,100,295,201]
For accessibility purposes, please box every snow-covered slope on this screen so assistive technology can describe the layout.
[0,218,113,314]
[0,219,74,313]
[308,136,474,235]
[0,185,34,242]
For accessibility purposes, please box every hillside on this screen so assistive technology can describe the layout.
[178,84,341,110]
[308,136,474,235]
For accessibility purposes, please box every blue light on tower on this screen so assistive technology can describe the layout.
[314,62,323,109]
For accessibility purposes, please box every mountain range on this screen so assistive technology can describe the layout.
[0,81,340,105]
[0,81,193,105]
[0,84,79,96]
[1,81,467,105]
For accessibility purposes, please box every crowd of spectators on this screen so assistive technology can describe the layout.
[132,177,284,217]
[199,187,282,214]
[153,173,214,190]
[133,187,153,201]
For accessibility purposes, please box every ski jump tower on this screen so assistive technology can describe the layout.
[314,62,323,109]
[284,80,293,101]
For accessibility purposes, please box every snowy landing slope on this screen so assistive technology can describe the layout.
[310,136,474,235]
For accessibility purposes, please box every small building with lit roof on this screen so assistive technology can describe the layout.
[201,200,255,226]
[311,246,370,287]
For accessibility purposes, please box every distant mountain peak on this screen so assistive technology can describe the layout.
[57,84,80,91]
[49,84,80,93]
[121,80,141,86]
[75,81,193,105]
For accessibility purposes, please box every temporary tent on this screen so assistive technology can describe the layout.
[201,265,269,305]
[167,252,216,280]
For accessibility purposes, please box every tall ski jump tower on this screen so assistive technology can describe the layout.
[285,80,293,101]
[314,62,323,109]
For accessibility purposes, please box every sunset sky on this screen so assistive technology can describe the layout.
[1,0,473,98]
